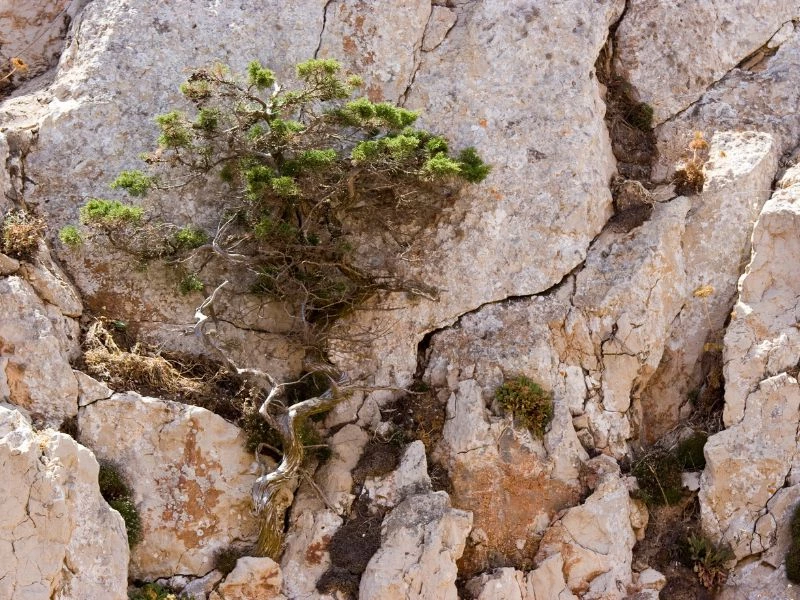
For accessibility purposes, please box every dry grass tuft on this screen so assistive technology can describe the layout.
[1,210,45,259]
[84,320,203,396]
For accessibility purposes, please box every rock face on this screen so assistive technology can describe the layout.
[639,131,779,441]
[0,275,80,427]
[614,1,798,123]
[701,161,800,578]
[359,492,472,600]
[78,393,260,579]
[6,0,800,598]
[0,404,128,600]
[209,557,286,600]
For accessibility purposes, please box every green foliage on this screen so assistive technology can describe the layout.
[58,225,83,247]
[675,431,708,471]
[98,462,142,548]
[494,376,553,438]
[155,111,191,148]
[174,226,208,249]
[179,273,204,295]
[632,451,683,506]
[80,199,143,228]
[1,210,45,259]
[686,534,733,589]
[110,170,153,197]
[247,60,275,90]
[76,58,488,330]
[457,147,492,183]
[627,102,654,131]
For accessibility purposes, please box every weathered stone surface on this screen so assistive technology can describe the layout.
[466,568,525,600]
[359,491,471,600]
[614,1,798,123]
[317,0,430,102]
[0,404,128,600]
[77,392,259,579]
[0,0,87,84]
[534,473,640,599]
[722,161,800,426]
[331,0,625,382]
[279,424,369,599]
[74,370,112,407]
[718,560,800,600]
[363,439,431,508]
[18,246,82,317]
[653,27,800,182]
[209,557,286,600]
[0,276,79,426]
[701,374,800,558]
[640,131,779,442]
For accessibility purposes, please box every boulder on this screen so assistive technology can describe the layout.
[0,276,79,427]
[0,404,128,600]
[78,392,259,579]
[359,492,472,600]
[614,0,798,123]
[209,557,286,600]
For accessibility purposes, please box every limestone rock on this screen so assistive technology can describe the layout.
[700,374,800,558]
[209,557,286,600]
[18,246,83,318]
[359,492,472,600]
[74,370,112,407]
[0,276,79,427]
[363,439,431,508]
[317,0,431,102]
[653,27,800,182]
[640,131,779,442]
[0,0,87,84]
[722,161,800,426]
[534,473,639,599]
[279,424,369,599]
[466,568,525,600]
[0,404,128,600]
[614,0,798,123]
[77,392,259,579]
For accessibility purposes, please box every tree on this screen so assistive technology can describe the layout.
[69,58,489,558]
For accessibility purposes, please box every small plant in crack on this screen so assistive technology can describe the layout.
[98,461,142,547]
[674,131,709,195]
[686,533,734,589]
[494,375,554,438]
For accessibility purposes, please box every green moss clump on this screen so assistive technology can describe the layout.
[58,225,82,248]
[628,102,654,131]
[495,376,554,438]
[178,273,204,295]
[98,462,142,548]
[174,226,208,250]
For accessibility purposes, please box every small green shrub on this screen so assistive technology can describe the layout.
[80,199,144,228]
[687,533,733,589]
[98,462,142,548]
[1,210,45,258]
[178,273,204,295]
[632,451,683,506]
[110,170,153,197]
[58,225,83,248]
[494,376,553,438]
[173,226,208,250]
[675,431,708,471]
[627,102,654,131]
